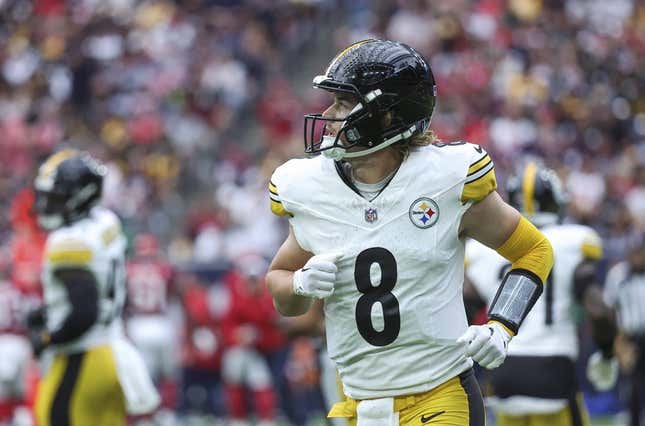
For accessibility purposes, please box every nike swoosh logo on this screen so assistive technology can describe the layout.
[301,268,310,272]
[474,145,483,153]
[420,411,445,423]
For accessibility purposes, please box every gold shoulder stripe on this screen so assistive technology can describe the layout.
[465,159,494,183]
[47,240,93,265]
[47,249,93,265]
[467,153,491,176]
[462,167,497,203]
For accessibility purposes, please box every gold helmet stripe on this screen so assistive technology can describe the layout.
[39,149,79,180]
[522,162,538,216]
[325,39,377,77]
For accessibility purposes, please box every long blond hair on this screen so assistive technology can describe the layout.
[391,129,440,161]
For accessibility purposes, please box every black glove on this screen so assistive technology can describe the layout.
[29,330,50,358]
[26,307,46,329]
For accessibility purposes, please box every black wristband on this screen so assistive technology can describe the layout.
[488,269,543,335]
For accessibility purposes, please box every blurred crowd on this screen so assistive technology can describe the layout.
[0,0,644,424]
[0,0,643,268]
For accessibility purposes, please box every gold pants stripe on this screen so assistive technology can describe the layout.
[35,345,126,426]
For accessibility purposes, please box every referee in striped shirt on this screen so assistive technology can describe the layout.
[604,238,645,426]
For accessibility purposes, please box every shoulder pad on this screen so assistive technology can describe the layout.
[45,230,94,267]
[434,142,497,203]
[269,158,322,217]
[95,208,125,247]
[580,227,603,260]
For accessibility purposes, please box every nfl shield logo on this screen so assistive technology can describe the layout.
[364,207,378,223]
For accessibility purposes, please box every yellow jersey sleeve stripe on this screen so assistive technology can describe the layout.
[465,159,494,183]
[47,249,93,265]
[467,153,491,176]
[268,180,292,217]
[270,199,292,217]
[580,235,603,260]
[461,167,497,203]
[269,181,280,199]
[582,242,602,260]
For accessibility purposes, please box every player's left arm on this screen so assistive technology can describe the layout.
[461,191,553,336]
[48,269,100,342]
[29,268,100,356]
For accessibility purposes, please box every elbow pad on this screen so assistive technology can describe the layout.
[488,269,543,335]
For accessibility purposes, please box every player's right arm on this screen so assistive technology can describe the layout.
[267,163,341,316]
[266,226,314,316]
[41,269,99,343]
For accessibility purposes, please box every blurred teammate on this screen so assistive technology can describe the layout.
[29,149,159,426]
[126,233,178,408]
[267,39,554,425]
[603,239,645,426]
[466,163,616,426]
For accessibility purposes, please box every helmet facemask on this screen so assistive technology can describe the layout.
[304,78,428,160]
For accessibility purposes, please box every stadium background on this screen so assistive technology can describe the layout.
[0,0,643,424]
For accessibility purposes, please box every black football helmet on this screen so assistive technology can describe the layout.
[506,162,567,227]
[34,149,106,230]
[304,39,436,160]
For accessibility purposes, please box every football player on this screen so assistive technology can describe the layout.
[603,239,645,425]
[266,39,554,426]
[465,162,616,426]
[29,149,159,426]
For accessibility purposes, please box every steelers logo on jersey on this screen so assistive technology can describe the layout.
[409,197,439,229]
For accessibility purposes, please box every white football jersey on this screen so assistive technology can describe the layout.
[465,223,603,359]
[41,207,127,353]
[270,142,497,399]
